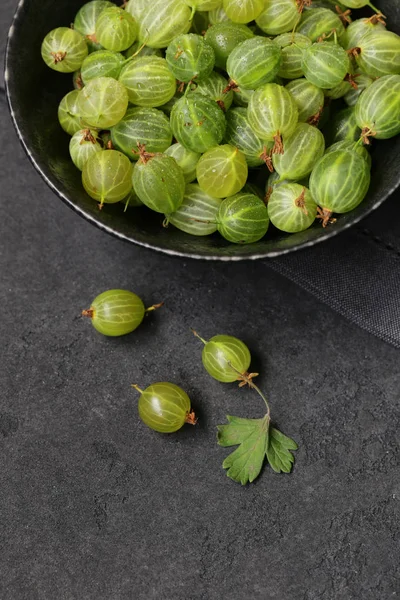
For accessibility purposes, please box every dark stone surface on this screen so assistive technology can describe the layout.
[1,3,400,600]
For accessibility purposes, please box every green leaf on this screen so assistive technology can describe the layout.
[266,427,298,474]
[217,415,269,485]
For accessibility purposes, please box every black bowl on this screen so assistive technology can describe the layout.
[5,0,400,260]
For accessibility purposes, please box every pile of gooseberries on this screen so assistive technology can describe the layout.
[42,0,400,242]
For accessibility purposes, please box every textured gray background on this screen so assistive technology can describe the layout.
[1,2,400,599]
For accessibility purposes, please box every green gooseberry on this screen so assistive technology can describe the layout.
[95,6,138,52]
[344,73,373,107]
[170,94,226,153]
[126,0,192,49]
[302,42,350,90]
[285,78,325,124]
[69,129,103,171]
[82,289,163,337]
[191,72,234,111]
[355,74,400,142]
[164,144,201,184]
[223,0,265,24]
[342,16,387,51]
[132,383,196,433]
[192,331,254,384]
[268,183,318,233]
[217,192,269,244]
[166,33,215,83]
[309,148,371,219]
[325,141,371,169]
[119,56,177,108]
[74,1,113,52]
[353,30,400,79]
[196,145,248,199]
[272,123,325,181]
[80,50,125,84]
[111,107,173,160]
[255,0,299,36]
[226,36,282,91]
[274,33,312,80]
[132,149,185,214]
[204,22,254,70]
[166,183,221,236]
[247,83,298,153]
[41,27,88,73]
[58,90,86,136]
[297,8,345,43]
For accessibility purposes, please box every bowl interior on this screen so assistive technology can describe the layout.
[5,0,400,260]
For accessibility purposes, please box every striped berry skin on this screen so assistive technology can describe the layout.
[81,51,125,84]
[268,184,318,234]
[74,1,113,52]
[83,290,146,337]
[247,83,298,146]
[58,90,84,136]
[165,144,201,184]
[309,149,371,214]
[342,17,386,51]
[200,335,252,382]
[223,0,265,24]
[297,8,345,43]
[192,72,234,112]
[196,145,248,199]
[286,79,324,123]
[137,383,194,433]
[344,74,373,108]
[217,193,269,244]
[273,123,325,181]
[302,43,350,90]
[167,184,221,236]
[111,107,172,160]
[226,37,282,90]
[95,7,138,52]
[82,150,133,205]
[41,27,88,73]
[204,23,254,70]
[256,0,298,36]
[275,33,312,80]
[77,77,129,129]
[183,0,222,10]
[170,95,226,154]
[354,31,400,78]
[224,107,270,167]
[69,129,103,171]
[166,34,215,83]
[119,57,177,108]
[126,0,191,48]
[355,75,400,141]
[132,154,185,214]
[325,141,371,169]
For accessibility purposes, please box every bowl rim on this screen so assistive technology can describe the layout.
[4,0,400,262]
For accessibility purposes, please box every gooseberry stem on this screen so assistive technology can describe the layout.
[185,411,197,425]
[145,302,164,313]
[82,308,94,318]
[368,1,382,15]
[191,328,207,345]
[227,361,270,418]
[131,384,144,394]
